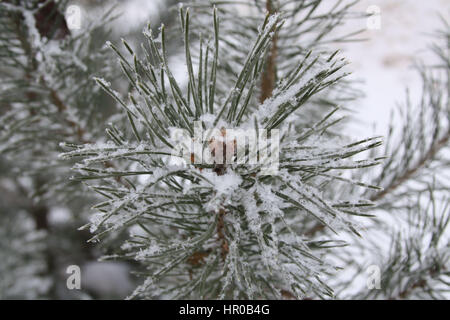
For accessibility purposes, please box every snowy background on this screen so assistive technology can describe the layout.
[341,0,450,136]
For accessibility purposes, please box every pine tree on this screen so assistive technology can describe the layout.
[1,0,448,299]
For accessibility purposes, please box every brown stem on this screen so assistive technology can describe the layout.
[217,208,229,261]
[260,0,278,103]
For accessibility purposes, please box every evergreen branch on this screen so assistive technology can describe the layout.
[371,130,450,202]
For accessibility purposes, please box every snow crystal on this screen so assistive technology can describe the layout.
[202,170,242,195]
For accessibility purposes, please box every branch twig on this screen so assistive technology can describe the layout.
[371,129,450,202]
[260,0,278,103]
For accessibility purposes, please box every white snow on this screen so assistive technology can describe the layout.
[338,0,450,136]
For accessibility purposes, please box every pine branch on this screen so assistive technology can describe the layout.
[371,129,450,202]
[63,5,381,299]
[0,0,122,298]
[369,25,449,204]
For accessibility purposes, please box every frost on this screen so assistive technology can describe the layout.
[202,170,242,195]
[199,113,216,127]
[258,65,316,122]
[135,241,161,260]
[49,0,388,300]
[21,9,42,49]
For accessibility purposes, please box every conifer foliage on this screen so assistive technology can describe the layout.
[61,1,383,299]
[0,0,449,299]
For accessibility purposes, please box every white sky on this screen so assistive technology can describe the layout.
[340,0,450,136]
